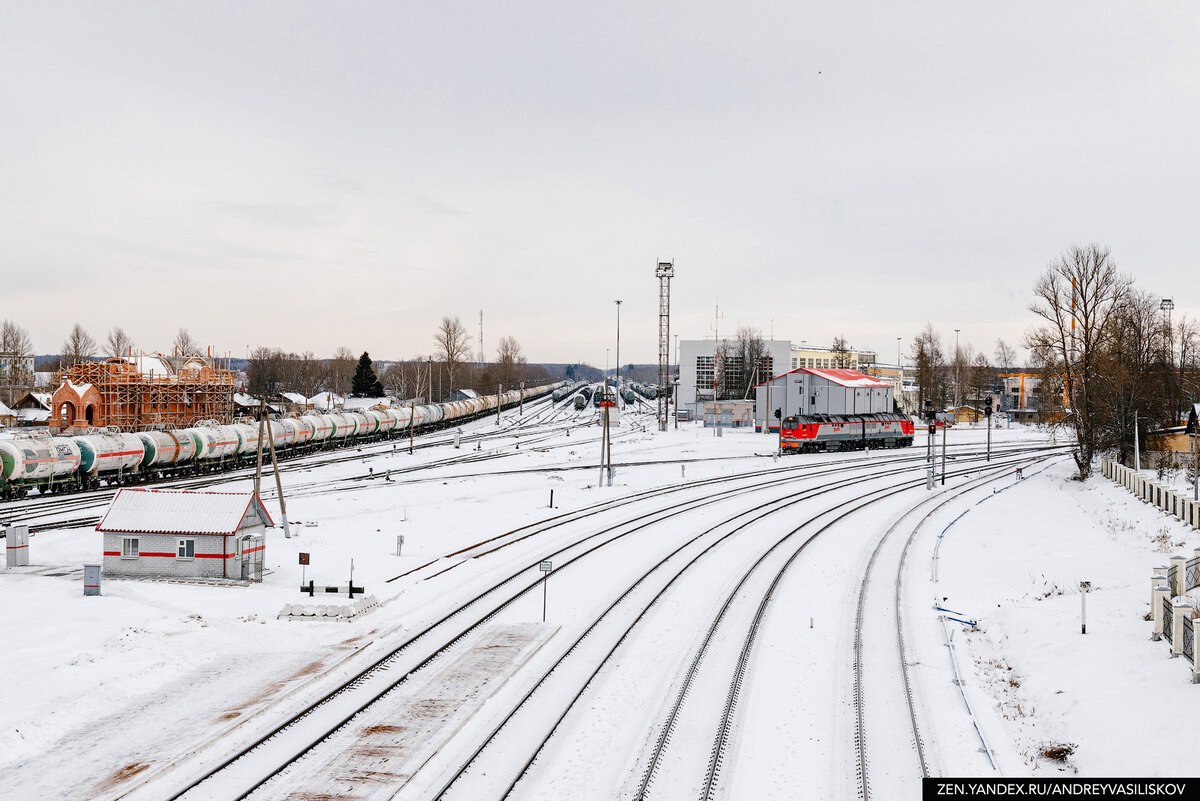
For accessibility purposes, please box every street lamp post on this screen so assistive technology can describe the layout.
[615,300,622,405]
[954,328,961,410]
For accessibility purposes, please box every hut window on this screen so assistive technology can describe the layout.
[122,537,139,559]
[176,539,195,559]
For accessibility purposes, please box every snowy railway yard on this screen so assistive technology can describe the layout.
[2,394,1197,800]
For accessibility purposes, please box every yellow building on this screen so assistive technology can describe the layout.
[788,344,874,371]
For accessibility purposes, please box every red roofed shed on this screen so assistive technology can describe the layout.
[98,488,272,581]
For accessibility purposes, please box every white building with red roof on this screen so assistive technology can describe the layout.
[97,488,272,581]
[754,367,895,431]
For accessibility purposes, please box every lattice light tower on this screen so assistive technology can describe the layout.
[656,259,675,431]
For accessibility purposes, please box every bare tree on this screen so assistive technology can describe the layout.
[830,334,851,369]
[994,339,1016,378]
[434,316,472,396]
[1,319,33,360]
[172,327,200,356]
[910,323,947,412]
[325,346,356,396]
[1026,244,1130,479]
[495,336,526,387]
[105,327,135,359]
[736,326,767,398]
[0,319,34,403]
[61,323,97,367]
[969,351,992,420]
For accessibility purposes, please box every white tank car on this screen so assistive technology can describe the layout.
[302,414,331,442]
[186,424,240,461]
[358,410,383,436]
[270,418,297,449]
[388,407,412,430]
[328,412,355,439]
[373,409,395,434]
[226,423,262,457]
[422,404,445,425]
[346,411,371,436]
[72,432,144,477]
[0,436,82,484]
[137,430,190,468]
[288,416,315,445]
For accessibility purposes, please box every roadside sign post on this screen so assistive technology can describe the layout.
[1080,581,1090,634]
[941,417,947,486]
[396,535,404,556]
[299,552,310,587]
[539,560,552,622]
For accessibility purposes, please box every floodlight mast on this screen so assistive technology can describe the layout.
[656,259,675,431]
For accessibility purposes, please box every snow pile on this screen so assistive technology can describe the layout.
[278,594,380,621]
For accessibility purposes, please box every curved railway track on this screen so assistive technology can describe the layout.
[117,441,1060,801]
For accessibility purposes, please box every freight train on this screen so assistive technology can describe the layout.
[779,413,914,453]
[0,382,564,499]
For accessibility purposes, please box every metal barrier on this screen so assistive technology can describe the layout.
[1163,596,1174,645]
[1184,616,1195,662]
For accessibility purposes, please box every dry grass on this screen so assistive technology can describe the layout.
[1038,742,1076,762]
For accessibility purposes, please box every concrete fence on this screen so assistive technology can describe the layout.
[1112,457,1200,683]
[1101,457,1200,530]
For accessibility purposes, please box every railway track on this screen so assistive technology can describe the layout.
[429,448,1060,801]
[114,442,1054,801]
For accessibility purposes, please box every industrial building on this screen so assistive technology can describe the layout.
[98,488,271,581]
[754,367,895,431]
[677,338,879,420]
[50,353,236,431]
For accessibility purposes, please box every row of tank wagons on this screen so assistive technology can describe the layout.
[551,381,585,403]
[0,382,565,498]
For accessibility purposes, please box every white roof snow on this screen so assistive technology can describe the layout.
[343,397,389,410]
[803,368,892,388]
[125,355,173,377]
[97,489,275,535]
[309,392,344,410]
[280,392,309,406]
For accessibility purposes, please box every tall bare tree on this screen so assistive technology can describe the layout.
[326,346,356,396]
[172,327,200,356]
[495,336,526,387]
[62,323,97,367]
[910,323,947,412]
[0,319,34,403]
[1026,244,1130,479]
[735,326,767,398]
[434,316,472,396]
[105,327,135,359]
[830,334,851,369]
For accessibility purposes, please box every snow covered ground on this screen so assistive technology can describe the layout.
[1,406,1194,800]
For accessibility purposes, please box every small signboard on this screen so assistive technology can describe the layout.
[298,552,310,566]
[539,560,552,572]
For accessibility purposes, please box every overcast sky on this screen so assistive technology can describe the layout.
[2,2,1197,367]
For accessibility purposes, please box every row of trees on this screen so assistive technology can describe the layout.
[1026,244,1200,479]
[908,325,1016,414]
[245,316,550,401]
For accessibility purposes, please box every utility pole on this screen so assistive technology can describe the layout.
[409,401,415,454]
[520,382,525,416]
[656,260,674,431]
[1134,411,1140,470]
[497,383,502,425]
[262,401,290,537]
[254,397,266,498]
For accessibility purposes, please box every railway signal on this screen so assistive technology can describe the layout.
[984,395,993,461]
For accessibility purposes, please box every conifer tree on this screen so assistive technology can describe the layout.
[351,352,383,397]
